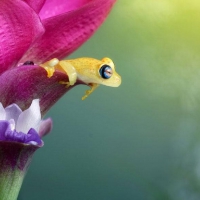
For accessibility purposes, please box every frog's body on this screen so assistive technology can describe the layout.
[40,57,121,100]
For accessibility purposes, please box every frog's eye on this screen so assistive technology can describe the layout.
[99,65,113,79]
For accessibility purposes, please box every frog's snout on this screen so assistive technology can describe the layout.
[106,72,121,87]
[114,73,122,87]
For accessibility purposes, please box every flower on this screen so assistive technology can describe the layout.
[0,99,46,199]
[0,1,116,198]
[0,0,116,116]
[0,99,53,146]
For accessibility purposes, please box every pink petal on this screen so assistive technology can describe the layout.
[0,0,44,75]
[22,0,46,13]
[39,0,90,20]
[0,65,82,116]
[20,0,116,64]
[39,118,53,137]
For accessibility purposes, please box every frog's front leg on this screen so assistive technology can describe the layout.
[40,58,59,78]
[82,83,99,100]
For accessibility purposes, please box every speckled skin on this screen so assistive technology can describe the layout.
[65,57,121,86]
[41,57,121,100]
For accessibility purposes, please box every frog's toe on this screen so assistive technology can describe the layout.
[59,81,70,88]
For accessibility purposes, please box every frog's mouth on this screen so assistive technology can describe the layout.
[103,72,121,87]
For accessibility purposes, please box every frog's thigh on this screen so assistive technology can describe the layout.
[59,61,77,86]
[40,58,59,78]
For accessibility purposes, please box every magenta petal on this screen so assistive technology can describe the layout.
[20,0,116,63]
[0,65,82,116]
[39,0,90,19]
[22,0,46,13]
[0,0,44,74]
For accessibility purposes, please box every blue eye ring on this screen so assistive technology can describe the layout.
[99,65,113,79]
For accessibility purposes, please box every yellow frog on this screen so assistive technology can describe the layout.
[40,57,121,100]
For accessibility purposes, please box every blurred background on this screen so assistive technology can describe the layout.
[19,0,200,199]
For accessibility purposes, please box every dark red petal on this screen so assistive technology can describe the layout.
[0,65,82,116]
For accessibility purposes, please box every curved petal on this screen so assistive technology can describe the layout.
[16,99,41,133]
[0,121,43,146]
[5,104,22,123]
[39,118,53,137]
[20,0,116,63]
[0,0,44,75]
[22,0,46,13]
[25,128,43,145]
[39,0,90,19]
[0,121,9,141]
[0,65,82,116]
[0,103,6,120]
[5,126,43,146]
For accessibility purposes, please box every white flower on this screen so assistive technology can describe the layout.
[0,99,41,134]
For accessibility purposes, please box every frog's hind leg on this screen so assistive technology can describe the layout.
[82,83,99,100]
[58,60,77,88]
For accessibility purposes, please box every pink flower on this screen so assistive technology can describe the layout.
[0,0,116,117]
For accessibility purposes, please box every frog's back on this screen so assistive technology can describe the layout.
[67,58,102,82]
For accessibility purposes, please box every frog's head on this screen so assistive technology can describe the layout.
[98,57,121,87]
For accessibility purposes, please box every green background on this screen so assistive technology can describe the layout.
[19,1,200,199]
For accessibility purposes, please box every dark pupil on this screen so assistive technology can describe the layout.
[99,65,112,79]
[23,61,34,65]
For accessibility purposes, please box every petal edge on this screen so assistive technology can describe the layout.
[0,0,44,74]
[21,0,116,63]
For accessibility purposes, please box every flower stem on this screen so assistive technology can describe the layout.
[0,142,39,200]
[0,168,25,200]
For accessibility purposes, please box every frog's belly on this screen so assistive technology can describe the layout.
[77,74,99,84]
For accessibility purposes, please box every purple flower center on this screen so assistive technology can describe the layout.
[0,99,43,146]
